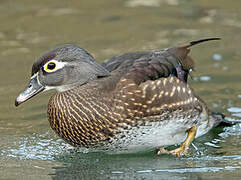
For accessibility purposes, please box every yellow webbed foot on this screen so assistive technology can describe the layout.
[157,125,197,157]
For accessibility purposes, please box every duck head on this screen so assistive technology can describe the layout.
[15,44,110,106]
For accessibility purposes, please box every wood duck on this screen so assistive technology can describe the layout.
[15,38,225,156]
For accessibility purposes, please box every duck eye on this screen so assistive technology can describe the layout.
[43,60,66,73]
[47,62,56,70]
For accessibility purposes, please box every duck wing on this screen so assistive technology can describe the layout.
[103,38,220,122]
[101,38,220,83]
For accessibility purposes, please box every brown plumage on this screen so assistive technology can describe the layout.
[16,38,225,154]
[48,75,200,148]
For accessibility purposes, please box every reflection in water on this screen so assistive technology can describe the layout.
[1,123,240,179]
[51,144,241,180]
[52,153,195,180]
[125,0,180,7]
[3,134,66,160]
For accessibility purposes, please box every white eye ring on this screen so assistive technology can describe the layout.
[43,60,66,73]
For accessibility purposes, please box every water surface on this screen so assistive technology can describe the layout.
[0,0,241,179]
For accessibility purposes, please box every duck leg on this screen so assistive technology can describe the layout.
[157,125,197,157]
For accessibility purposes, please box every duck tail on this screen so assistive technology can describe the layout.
[212,111,241,127]
[185,38,221,48]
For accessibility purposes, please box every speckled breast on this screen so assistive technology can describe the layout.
[47,88,199,152]
[47,86,127,148]
[46,76,203,152]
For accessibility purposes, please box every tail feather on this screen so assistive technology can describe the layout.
[186,38,221,48]
[168,37,221,71]
[212,111,241,127]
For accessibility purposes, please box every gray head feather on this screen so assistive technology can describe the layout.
[33,44,110,91]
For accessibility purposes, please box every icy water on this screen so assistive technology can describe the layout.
[0,0,241,179]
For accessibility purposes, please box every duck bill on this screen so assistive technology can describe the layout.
[15,75,45,107]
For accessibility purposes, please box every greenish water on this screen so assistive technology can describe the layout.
[0,0,240,179]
